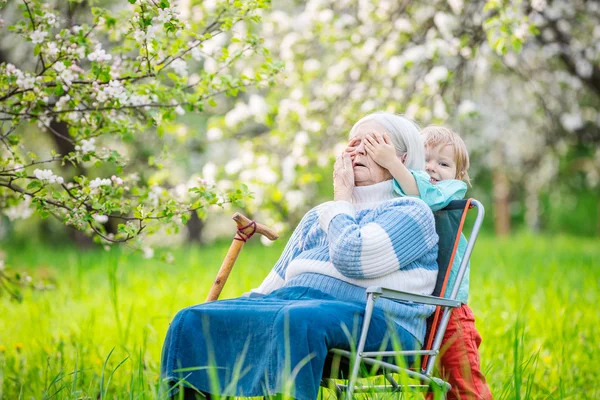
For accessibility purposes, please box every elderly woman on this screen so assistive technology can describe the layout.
[161,112,439,400]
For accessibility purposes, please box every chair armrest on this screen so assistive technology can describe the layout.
[365,286,461,308]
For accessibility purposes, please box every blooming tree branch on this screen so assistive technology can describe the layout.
[0,0,281,249]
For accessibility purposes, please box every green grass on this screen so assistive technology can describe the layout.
[0,233,599,399]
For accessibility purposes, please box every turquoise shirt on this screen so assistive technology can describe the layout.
[392,170,470,303]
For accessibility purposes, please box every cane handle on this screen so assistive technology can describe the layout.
[232,213,279,241]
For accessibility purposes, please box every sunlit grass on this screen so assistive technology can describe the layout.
[1,233,599,399]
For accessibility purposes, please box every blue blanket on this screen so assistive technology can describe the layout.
[161,286,417,400]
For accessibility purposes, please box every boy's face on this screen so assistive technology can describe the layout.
[425,143,457,183]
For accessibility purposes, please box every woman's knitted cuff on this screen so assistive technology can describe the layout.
[319,201,356,233]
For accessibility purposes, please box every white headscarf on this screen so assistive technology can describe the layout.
[348,112,425,171]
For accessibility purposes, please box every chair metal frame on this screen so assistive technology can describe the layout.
[323,199,485,399]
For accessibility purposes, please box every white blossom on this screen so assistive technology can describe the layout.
[111,175,124,185]
[155,7,176,23]
[75,138,96,154]
[44,12,60,27]
[191,46,203,61]
[89,178,112,188]
[457,100,477,116]
[202,162,217,184]
[248,95,268,120]
[285,190,305,211]
[255,165,278,184]
[203,57,218,74]
[147,185,164,206]
[16,73,35,90]
[55,94,71,110]
[133,30,145,43]
[93,214,109,224]
[4,197,34,221]
[175,105,185,115]
[98,80,128,103]
[424,66,449,86]
[170,58,188,76]
[46,42,59,56]
[560,112,584,131]
[30,30,48,44]
[206,127,223,141]
[142,247,155,259]
[531,0,547,12]
[225,103,251,127]
[60,68,76,86]
[34,169,64,184]
[5,63,17,74]
[448,0,464,14]
[225,158,243,174]
[129,93,150,106]
[87,43,113,62]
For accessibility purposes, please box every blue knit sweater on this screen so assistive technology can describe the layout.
[253,180,439,343]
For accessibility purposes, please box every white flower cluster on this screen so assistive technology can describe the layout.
[133,25,159,43]
[6,63,36,90]
[147,185,164,206]
[457,100,477,116]
[88,43,113,63]
[424,66,449,87]
[142,247,154,259]
[34,169,64,184]
[46,42,59,57]
[93,214,109,224]
[111,175,124,185]
[4,197,34,221]
[37,112,52,129]
[155,7,179,23]
[190,44,203,61]
[170,58,188,77]
[225,97,266,127]
[129,93,150,106]
[95,80,127,104]
[30,29,48,44]
[55,94,71,111]
[52,61,81,86]
[44,12,60,28]
[531,0,547,12]
[75,138,96,154]
[89,177,112,188]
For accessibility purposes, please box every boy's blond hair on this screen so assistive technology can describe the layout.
[421,125,471,186]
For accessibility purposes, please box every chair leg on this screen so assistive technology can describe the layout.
[345,293,377,400]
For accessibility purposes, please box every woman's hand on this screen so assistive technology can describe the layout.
[364,132,398,170]
[333,151,354,202]
[344,137,360,162]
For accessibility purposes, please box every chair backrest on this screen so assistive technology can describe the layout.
[432,199,472,299]
[422,199,474,367]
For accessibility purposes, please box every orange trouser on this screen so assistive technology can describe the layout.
[429,305,492,400]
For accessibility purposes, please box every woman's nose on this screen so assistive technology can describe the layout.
[356,140,366,154]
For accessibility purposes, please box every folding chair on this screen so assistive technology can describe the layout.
[321,199,485,399]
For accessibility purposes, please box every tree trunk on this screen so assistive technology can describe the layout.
[525,183,541,233]
[186,212,205,243]
[493,168,511,236]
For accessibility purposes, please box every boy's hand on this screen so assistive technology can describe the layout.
[365,132,399,170]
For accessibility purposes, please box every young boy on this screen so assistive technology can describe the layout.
[364,126,492,400]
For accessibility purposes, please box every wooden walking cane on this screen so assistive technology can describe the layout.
[205,213,279,302]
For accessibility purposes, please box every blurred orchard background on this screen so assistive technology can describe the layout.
[0,0,599,399]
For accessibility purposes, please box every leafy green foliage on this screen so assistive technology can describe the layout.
[0,0,281,249]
